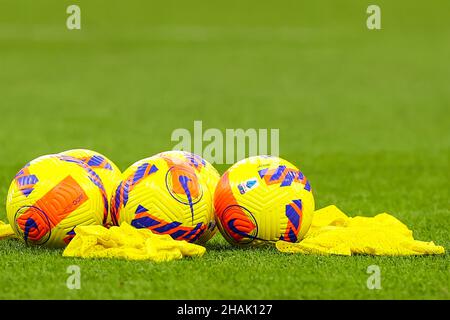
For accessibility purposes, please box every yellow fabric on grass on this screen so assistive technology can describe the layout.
[0,220,15,240]
[63,223,206,262]
[276,205,445,256]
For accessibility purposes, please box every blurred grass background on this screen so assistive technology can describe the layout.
[0,0,448,299]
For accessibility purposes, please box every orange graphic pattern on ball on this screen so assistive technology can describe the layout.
[16,175,88,243]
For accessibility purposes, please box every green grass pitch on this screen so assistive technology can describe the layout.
[0,0,448,299]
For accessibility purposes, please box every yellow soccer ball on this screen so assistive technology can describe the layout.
[59,149,122,226]
[155,151,220,242]
[214,156,314,246]
[111,153,216,244]
[7,154,107,248]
